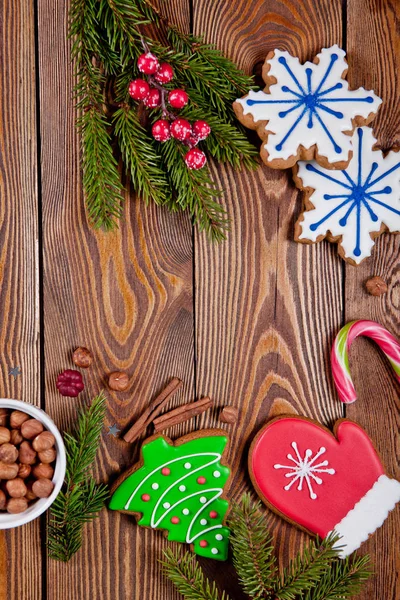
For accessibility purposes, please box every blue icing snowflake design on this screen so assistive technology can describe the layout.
[236,45,382,165]
[296,127,400,263]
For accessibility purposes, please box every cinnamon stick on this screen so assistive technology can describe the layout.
[153,397,213,433]
[123,377,182,443]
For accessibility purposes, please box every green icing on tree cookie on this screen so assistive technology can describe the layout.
[109,433,231,560]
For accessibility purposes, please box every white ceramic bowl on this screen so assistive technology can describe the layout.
[0,399,66,529]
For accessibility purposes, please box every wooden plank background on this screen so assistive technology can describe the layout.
[0,0,398,598]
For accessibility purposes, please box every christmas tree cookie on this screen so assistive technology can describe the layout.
[109,430,231,560]
[233,45,382,170]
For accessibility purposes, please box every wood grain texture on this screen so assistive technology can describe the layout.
[0,1,42,598]
[194,0,345,596]
[38,1,192,598]
[345,2,400,599]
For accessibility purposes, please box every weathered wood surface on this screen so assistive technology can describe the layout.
[0,0,398,598]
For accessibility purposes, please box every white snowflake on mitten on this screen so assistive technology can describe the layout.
[234,45,382,168]
[295,127,400,264]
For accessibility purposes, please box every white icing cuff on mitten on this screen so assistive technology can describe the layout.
[329,474,400,558]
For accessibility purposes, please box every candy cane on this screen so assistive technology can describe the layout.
[332,320,400,403]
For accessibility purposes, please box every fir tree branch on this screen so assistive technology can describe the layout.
[70,0,124,229]
[273,534,342,600]
[161,549,231,600]
[303,554,372,600]
[228,494,276,599]
[113,106,170,205]
[47,393,109,562]
[160,140,228,241]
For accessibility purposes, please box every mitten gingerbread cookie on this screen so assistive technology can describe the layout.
[234,45,382,170]
[249,320,400,557]
[293,127,400,264]
[109,430,231,560]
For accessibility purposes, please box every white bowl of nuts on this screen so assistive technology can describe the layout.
[0,399,66,529]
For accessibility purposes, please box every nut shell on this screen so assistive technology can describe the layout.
[7,497,28,514]
[32,478,54,498]
[0,461,19,479]
[108,371,129,391]
[0,443,19,464]
[18,441,37,465]
[32,431,55,452]
[0,489,6,510]
[33,463,54,480]
[0,426,11,445]
[5,478,27,498]
[365,276,388,296]
[38,447,56,464]
[18,464,31,479]
[73,346,93,368]
[21,419,44,440]
[10,410,29,429]
[10,429,23,445]
[219,406,239,424]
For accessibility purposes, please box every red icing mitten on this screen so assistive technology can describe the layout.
[249,416,400,557]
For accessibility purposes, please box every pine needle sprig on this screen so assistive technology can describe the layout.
[161,548,231,600]
[228,494,277,599]
[272,534,342,600]
[47,393,109,562]
[160,140,228,241]
[113,106,170,205]
[303,554,372,600]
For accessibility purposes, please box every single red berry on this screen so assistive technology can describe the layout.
[186,135,199,147]
[193,120,211,140]
[128,79,150,101]
[170,118,192,141]
[168,89,189,109]
[185,148,207,170]
[56,369,84,397]
[152,119,171,142]
[155,63,174,84]
[144,88,161,108]
[137,52,159,74]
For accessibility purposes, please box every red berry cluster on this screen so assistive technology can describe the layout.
[128,51,211,170]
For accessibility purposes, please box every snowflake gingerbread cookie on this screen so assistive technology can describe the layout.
[233,45,382,170]
[249,320,400,557]
[294,127,400,264]
[109,430,231,560]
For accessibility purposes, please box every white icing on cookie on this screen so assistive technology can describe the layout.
[236,45,382,165]
[296,127,400,263]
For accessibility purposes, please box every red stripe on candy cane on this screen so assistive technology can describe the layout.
[332,320,400,404]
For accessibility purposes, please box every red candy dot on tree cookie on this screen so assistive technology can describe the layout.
[141,494,151,502]
[197,476,206,484]
[171,516,180,524]
[161,467,171,476]
[209,510,218,519]
[199,540,208,548]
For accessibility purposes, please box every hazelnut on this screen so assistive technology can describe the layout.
[32,478,54,498]
[365,276,388,296]
[5,478,27,499]
[39,447,56,464]
[18,464,31,479]
[33,463,54,480]
[9,410,29,429]
[219,406,239,424]
[18,441,37,465]
[0,426,11,445]
[73,346,93,368]
[10,429,23,445]
[108,371,129,391]
[0,408,8,427]
[0,443,19,464]
[7,497,28,514]
[21,418,43,440]
[32,431,55,452]
[0,489,6,510]
[0,461,18,479]
[25,482,37,501]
